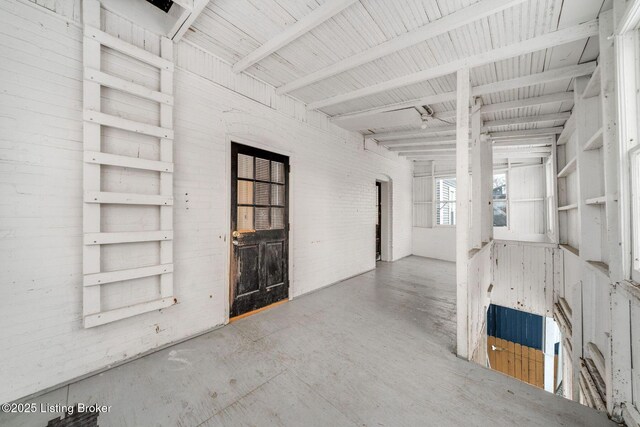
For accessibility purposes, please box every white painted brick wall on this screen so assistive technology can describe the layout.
[0,0,413,402]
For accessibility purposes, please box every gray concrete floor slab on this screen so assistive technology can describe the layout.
[1,257,615,426]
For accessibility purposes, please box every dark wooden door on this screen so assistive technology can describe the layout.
[230,143,289,317]
[376,182,381,261]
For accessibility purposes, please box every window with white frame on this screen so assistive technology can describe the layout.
[493,173,507,227]
[436,177,456,225]
[413,176,432,227]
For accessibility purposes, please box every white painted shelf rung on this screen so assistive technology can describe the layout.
[558,203,578,211]
[582,64,601,99]
[585,196,606,205]
[583,127,604,151]
[84,25,174,71]
[84,231,173,245]
[84,110,174,139]
[84,151,173,172]
[84,68,173,105]
[84,263,173,286]
[84,191,173,206]
[84,296,176,328]
[557,155,577,178]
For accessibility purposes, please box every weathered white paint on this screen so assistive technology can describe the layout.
[456,68,471,359]
[0,0,413,403]
[492,240,557,317]
[468,242,493,365]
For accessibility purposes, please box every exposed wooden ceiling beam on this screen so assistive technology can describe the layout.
[276,0,526,94]
[232,0,357,73]
[482,112,571,130]
[434,91,574,121]
[481,92,574,114]
[365,125,456,141]
[490,127,564,139]
[382,136,457,147]
[170,0,209,42]
[404,149,551,160]
[388,137,552,151]
[391,143,457,153]
[369,113,568,142]
[308,21,598,110]
[331,62,595,122]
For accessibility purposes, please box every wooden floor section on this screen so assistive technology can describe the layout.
[1,257,614,427]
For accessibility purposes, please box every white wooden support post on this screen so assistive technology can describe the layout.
[571,75,589,402]
[599,10,626,418]
[160,37,174,299]
[82,0,102,319]
[482,134,493,243]
[456,68,471,359]
[471,97,483,249]
[550,135,560,244]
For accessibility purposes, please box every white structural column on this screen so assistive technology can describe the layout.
[600,10,624,417]
[481,133,493,243]
[471,98,483,249]
[456,68,471,359]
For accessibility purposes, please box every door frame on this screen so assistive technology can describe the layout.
[376,176,393,262]
[224,134,295,323]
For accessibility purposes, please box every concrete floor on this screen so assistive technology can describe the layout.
[2,256,614,427]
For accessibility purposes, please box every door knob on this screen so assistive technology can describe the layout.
[232,230,240,238]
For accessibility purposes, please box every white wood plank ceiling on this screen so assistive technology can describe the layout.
[183,0,611,159]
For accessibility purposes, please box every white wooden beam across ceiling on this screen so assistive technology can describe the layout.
[368,113,568,141]
[434,92,574,121]
[330,62,595,122]
[170,0,209,42]
[382,136,457,147]
[232,0,358,73]
[490,127,564,139]
[404,149,551,160]
[276,0,526,95]
[387,136,552,151]
[482,112,571,130]
[480,92,574,114]
[307,20,599,110]
[617,0,640,34]
[365,125,456,141]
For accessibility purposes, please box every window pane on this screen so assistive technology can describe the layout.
[255,207,270,230]
[237,180,253,204]
[237,206,254,231]
[256,158,270,181]
[493,173,507,200]
[255,182,270,205]
[271,184,284,206]
[238,154,253,179]
[271,161,285,183]
[493,201,507,227]
[436,178,456,203]
[271,208,284,229]
[437,202,456,225]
